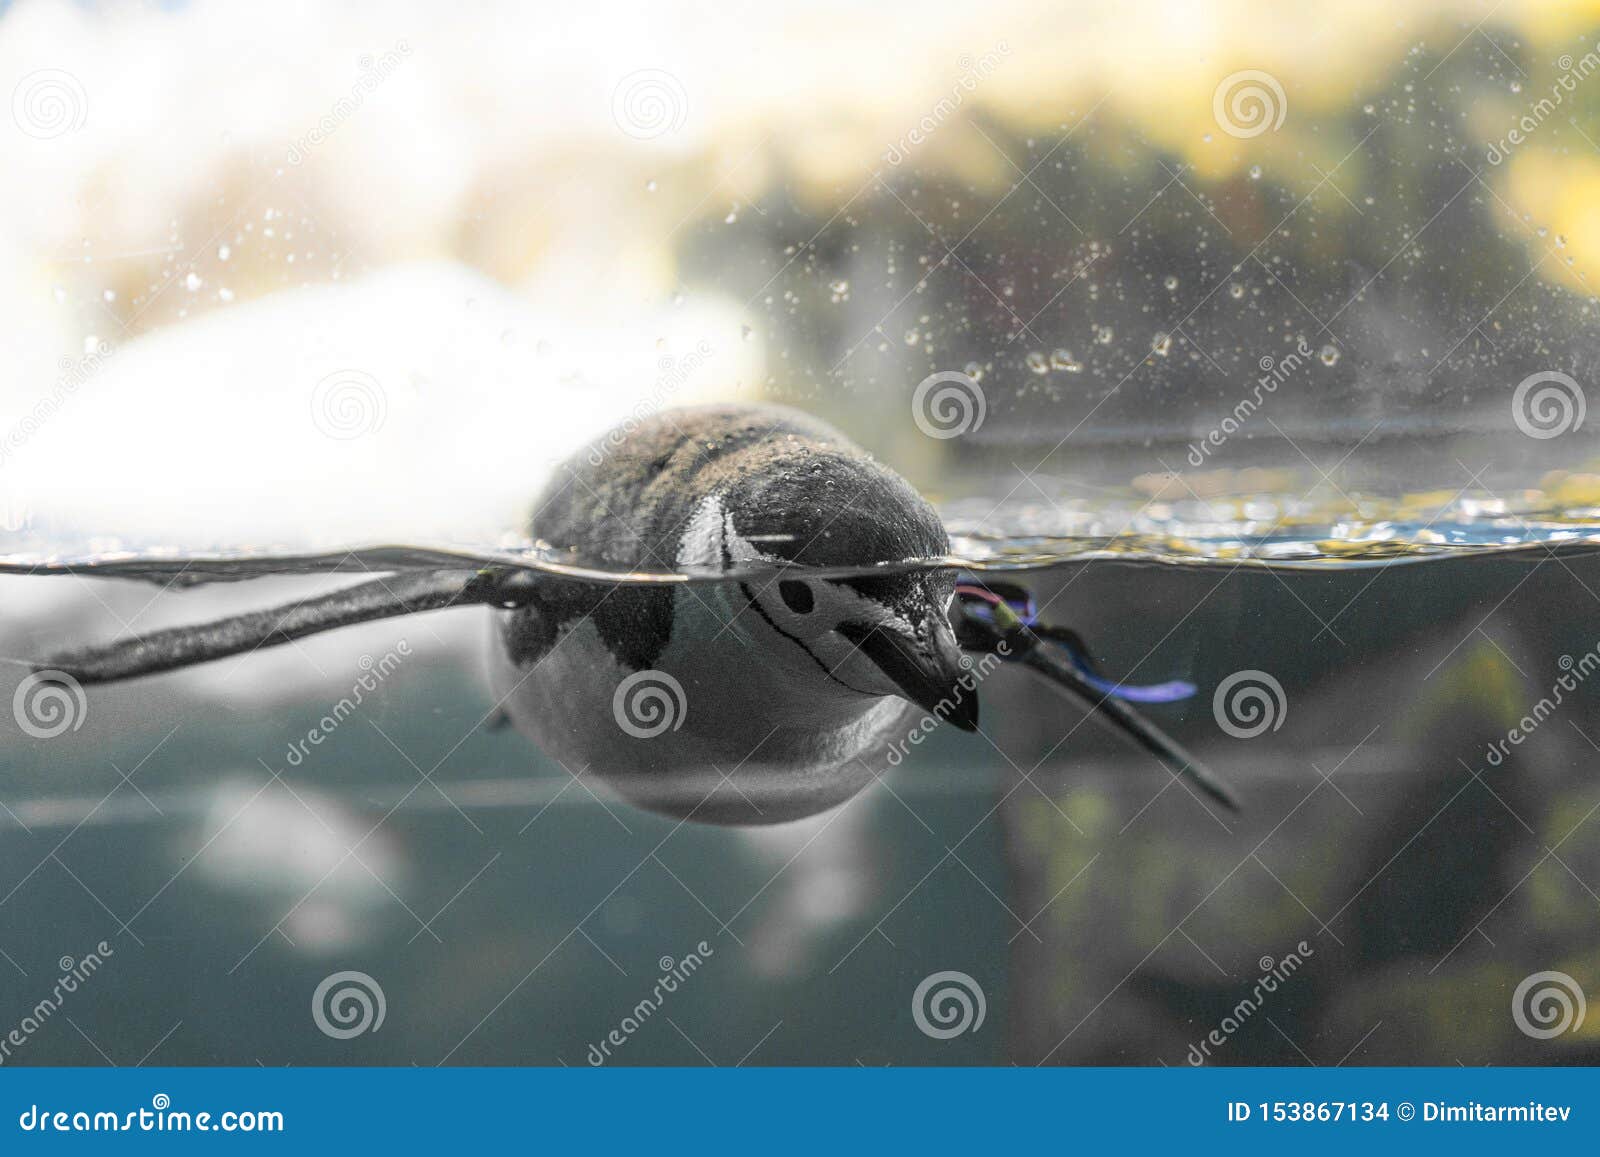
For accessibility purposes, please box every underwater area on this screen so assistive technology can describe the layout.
[2,0,1600,1066]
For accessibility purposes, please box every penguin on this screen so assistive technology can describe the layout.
[485,403,975,824]
[31,404,1236,825]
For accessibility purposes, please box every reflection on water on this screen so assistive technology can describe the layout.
[12,471,1600,585]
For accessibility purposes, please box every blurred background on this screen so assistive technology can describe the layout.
[2,0,1600,1065]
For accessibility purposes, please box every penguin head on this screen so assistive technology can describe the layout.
[680,441,978,731]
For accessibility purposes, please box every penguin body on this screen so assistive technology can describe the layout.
[490,404,970,824]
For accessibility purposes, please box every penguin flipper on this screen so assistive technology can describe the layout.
[36,569,511,685]
[1016,645,1241,813]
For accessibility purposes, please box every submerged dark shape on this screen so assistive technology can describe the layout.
[32,404,1235,822]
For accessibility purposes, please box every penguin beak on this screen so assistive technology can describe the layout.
[838,615,979,732]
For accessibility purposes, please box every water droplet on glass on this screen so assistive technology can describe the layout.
[102,289,115,302]
[1248,165,1262,180]
[903,329,921,346]
[1151,332,1172,357]
[218,287,235,303]
[1319,344,1340,366]
[1025,351,1050,375]
[963,361,984,382]
[741,324,754,342]
[1163,275,1179,290]
[184,272,202,292]
[1510,81,1522,93]
[218,244,231,262]
[1049,348,1075,370]
[1229,283,1245,299]
[52,286,66,304]
[645,180,658,193]
[1095,326,1114,344]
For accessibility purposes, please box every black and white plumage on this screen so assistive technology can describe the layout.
[487,404,974,823]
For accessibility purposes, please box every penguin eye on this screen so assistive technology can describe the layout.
[778,580,815,614]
